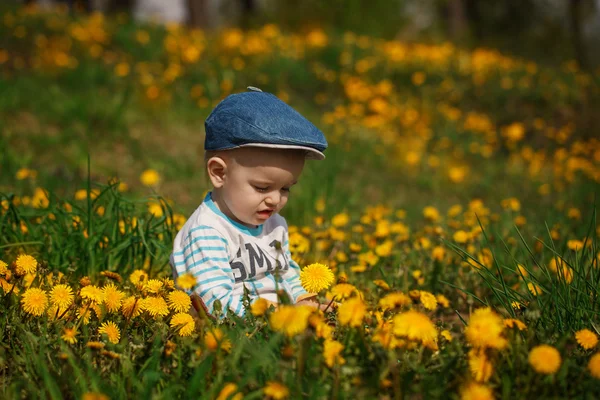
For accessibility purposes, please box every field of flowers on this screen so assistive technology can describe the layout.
[1,4,600,399]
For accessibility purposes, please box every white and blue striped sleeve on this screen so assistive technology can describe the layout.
[280,232,309,303]
[171,226,245,318]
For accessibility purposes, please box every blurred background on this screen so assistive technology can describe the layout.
[1,0,599,228]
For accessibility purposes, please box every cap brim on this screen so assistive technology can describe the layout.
[233,143,325,160]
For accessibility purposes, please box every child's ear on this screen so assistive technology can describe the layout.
[207,156,227,188]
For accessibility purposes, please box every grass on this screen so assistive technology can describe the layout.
[1,4,600,399]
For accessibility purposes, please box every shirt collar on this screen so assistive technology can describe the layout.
[204,192,263,236]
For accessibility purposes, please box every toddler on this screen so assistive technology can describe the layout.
[169,86,328,318]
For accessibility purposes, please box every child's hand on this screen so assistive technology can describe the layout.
[296,298,338,313]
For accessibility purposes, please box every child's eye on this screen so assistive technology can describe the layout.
[253,185,269,192]
[281,187,291,192]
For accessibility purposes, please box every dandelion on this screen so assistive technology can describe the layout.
[460,382,494,400]
[50,284,74,309]
[167,290,191,313]
[527,282,542,296]
[20,287,48,316]
[300,263,334,293]
[263,381,289,400]
[170,312,195,336]
[100,271,122,283]
[15,254,38,275]
[82,392,109,400]
[140,168,160,186]
[216,383,242,400]
[0,260,8,275]
[323,339,345,368]
[204,328,232,352]
[468,349,493,383]
[129,269,148,288]
[504,319,527,331]
[575,329,598,350]
[144,279,164,294]
[436,294,450,308]
[529,345,561,375]
[465,307,507,350]
[77,304,93,325]
[379,292,411,310]
[441,330,453,342]
[61,327,78,344]
[420,291,438,311]
[98,321,121,344]
[392,310,438,348]
[337,297,366,327]
[80,285,104,304]
[373,279,390,290]
[328,283,360,301]
[588,353,600,379]
[176,273,196,290]
[141,296,169,318]
[251,297,270,316]
[103,283,125,313]
[270,305,313,337]
[118,296,140,319]
[86,341,105,350]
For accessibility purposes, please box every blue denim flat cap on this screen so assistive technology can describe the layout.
[204,86,327,160]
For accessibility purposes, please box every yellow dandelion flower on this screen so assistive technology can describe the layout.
[80,285,104,304]
[0,277,18,295]
[176,273,197,290]
[121,296,141,319]
[529,345,561,374]
[144,279,164,294]
[575,329,598,350]
[251,297,270,316]
[300,263,334,293]
[323,339,345,368]
[328,283,360,301]
[379,292,411,310]
[420,291,438,311]
[170,312,195,336]
[141,296,169,318]
[0,260,8,275]
[103,283,125,313]
[100,270,123,283]
[441,330,453,342]
[61,327,78,344]
[337,297,366,327]
[392,310,438,347]
[167,290,191,313]
[86,341,105,350]
[215,383,242,400]
[98,321,121,344]
[270,305,313,337]
[15,254,38,275]
[460,382,494,400]
[527,282,542,296]
[140,169,161,187]
[50,284,74,309]
[373,279,390,290]
[77,305,93,325]
[204,328,232,352]
[129,269,148,287]
[504,319,527,331]
[588,353,600,379]
[468,349,493,383]
[263,381,289,400]
[20,287,48,316]
[436,294,450,308]
[331,213,349,227]
[465,308,507,350]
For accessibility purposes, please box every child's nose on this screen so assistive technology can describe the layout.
[265,191,280,207]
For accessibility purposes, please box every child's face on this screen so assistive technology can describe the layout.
[212,148,306,228]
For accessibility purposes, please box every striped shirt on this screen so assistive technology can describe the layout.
[170,192,308,318]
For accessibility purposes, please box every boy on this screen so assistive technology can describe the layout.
[169,86,328,318]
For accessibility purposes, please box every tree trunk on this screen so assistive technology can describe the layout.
[569,0,589,69]
[187,0,209,29]
[448,0,468,41]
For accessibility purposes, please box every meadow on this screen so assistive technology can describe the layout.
[1,4,600,399]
